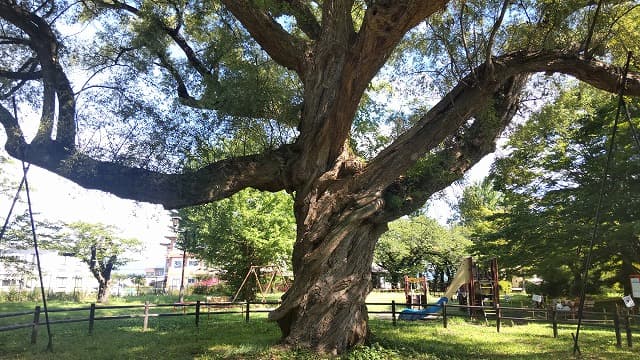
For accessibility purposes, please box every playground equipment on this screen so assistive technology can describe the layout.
[403,274,428,308]
[399,257,500,320]
[232,265,291,302]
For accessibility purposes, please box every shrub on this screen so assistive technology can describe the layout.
[498,280,512,294]
[1,288,40,302]
[5,288,20,302]
[46,290,86,302]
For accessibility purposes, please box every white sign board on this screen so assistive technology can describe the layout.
[532,294,543,303]
[623,295,635,308]
[631,276,640,298]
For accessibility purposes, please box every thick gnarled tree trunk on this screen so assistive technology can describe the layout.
[272,221,385,352]
[270,176,387,352]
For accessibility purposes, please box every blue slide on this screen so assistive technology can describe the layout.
[398,297,448,320]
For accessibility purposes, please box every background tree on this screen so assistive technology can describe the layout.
[0,212,63,277]
[455,179,503,227]
[485,85,640,296]
[0,153,12,196]
[56,222,142,303]
[374,216,470,288]
[453,179,511,261]
[181,188,295,300]
[2,1,640,353]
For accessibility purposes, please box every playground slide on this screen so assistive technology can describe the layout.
[443,257,472,300]
[398,297,448,320]
[398,257,472,321]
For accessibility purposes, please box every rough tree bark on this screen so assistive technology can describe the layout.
[89,247,116,303]
[96,281,111,303]
[2,0,640,354]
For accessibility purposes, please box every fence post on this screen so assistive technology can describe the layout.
[625,311,632,348]
[195,300,200,328]
[143,301,150,332]
[31,305,41,344]
[88,303,96,335]
[245,300,250,323]
[443,302,448,329]
[496,303,501,333]
[391,300,397,326]
[614,308,622,347]
[552,308,558,338]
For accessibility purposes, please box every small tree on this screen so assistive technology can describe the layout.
[59,222,142,303]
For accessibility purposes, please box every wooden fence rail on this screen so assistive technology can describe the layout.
[1,300,638,348]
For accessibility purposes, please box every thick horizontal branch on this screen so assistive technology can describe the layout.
[502,50,640,95]
[3,137,296,209]
[0,69,41,80]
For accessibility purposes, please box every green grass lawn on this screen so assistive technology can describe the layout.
[2,300,639,359]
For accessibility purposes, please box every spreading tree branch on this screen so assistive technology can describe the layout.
[276,0,321,40]
[485,0,510,75]
[220,0,306,74]
[359,50,640,194]
[377,74,528,222]
[0,0,76,149]
[581,0,604,57]
[292,1,451,182]
[3,2,640,220]
[0,59,41,80]
[90,1,221,107]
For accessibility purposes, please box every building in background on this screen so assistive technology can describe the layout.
[160,235,220,294]
[0,248,97,294]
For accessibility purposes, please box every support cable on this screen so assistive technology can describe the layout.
[0,98,29,242]
[0,166,28,242]
[572,51,632,355]
[2,97,54,351]
[622,102,640,153]
[23,160,54,351]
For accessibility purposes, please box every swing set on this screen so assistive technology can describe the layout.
[231,264,292,302]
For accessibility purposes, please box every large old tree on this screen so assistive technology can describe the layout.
[2,0,640,354]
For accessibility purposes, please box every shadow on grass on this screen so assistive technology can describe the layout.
[1,315,286,360]
[2,313,640,360]
[369,319,640,360]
